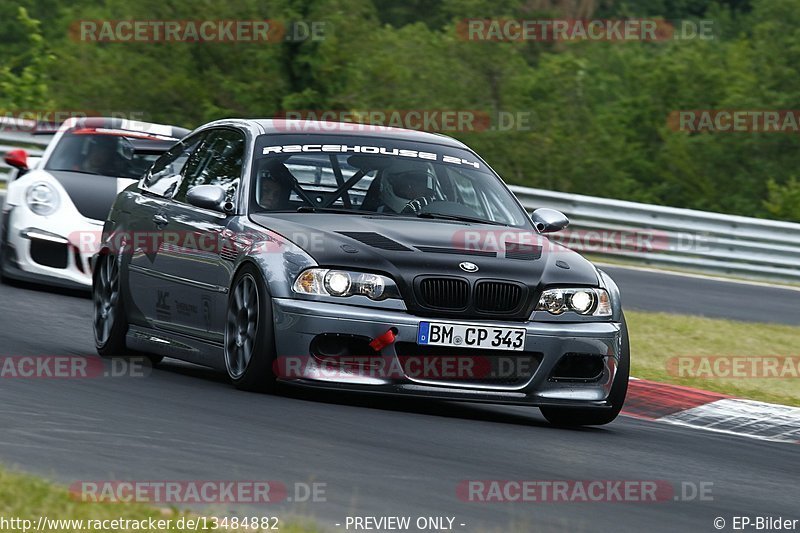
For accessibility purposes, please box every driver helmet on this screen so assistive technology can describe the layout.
[258,162,293,209]
[379,163,433,213]
[87,135,121,157]
[81,135,122,173]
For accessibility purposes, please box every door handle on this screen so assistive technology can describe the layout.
[153,213,169,226]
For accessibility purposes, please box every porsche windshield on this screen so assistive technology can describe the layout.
[251,140,530,227]
[44,132,163,179]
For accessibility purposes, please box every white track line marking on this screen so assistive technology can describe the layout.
[658,398,800,443]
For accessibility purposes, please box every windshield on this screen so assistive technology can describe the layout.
[44,132,161,179]
[251,138,530,227]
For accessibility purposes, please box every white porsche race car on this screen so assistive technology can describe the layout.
[0,117,189,290]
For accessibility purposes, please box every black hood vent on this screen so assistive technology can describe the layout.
[337,231,412,252]
[415,246,496,257]
[505,242,542,260]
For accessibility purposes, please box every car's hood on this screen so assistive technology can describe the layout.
[250,213,600,302]
[36,169,135,221]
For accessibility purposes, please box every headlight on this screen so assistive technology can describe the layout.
[324,271,351,296]
[26,182,60,216]
[293,268,400,301]
[535,288,611,316]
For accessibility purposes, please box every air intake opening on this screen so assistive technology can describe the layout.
[310,333,378,359]
[73,245,85,273]
[549,353,605,382]
[30,239,68,269]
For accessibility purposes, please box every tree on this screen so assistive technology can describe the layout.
[0,7,54,110]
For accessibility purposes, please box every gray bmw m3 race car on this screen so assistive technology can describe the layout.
[92,119,629,426]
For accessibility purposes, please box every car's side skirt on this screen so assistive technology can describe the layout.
[127,325,225,370]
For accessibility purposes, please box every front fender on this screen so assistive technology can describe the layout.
[236,221,318,299]
[597,268,623,321]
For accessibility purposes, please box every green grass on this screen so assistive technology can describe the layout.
[627,311,800,406]
[0,467,321,533]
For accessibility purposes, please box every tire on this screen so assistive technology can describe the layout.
[93,252,163,365]
[224,264,277,392]
[0,211,11,285]
[93,252,131,357]
[0,239,9,285]
[540,314,630,427]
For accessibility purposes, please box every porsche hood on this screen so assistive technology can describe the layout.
[43,170,134,221]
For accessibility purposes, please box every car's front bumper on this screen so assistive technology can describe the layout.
[1,204,100,290]
[272,298,623,407]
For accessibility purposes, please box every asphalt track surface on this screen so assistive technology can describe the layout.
[0,279,798,533]
[600,265,800,326]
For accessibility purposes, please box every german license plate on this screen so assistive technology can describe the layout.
[417,322,526,351]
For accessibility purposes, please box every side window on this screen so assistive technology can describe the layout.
[173,129,244,205]
[141,133,205,197]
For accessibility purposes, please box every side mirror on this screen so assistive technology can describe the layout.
[185,185,232,213]
[531,208,569,233]
[4,149,29,170]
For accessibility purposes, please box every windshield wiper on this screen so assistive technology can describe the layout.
[296,206,365,215]
[415,212,508,226]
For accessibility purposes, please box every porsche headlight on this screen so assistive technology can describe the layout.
[26,182,60,216]
[535,288,611,316]
[293,268,400,301]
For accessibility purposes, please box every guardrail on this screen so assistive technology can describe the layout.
[0,130,50,181]
[510,185,800,282]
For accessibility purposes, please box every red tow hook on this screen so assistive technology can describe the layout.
[369,328,398,352]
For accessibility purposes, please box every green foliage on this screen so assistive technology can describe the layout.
[1,0,799,222]
[765,177,800,221]
[0,7,55,109]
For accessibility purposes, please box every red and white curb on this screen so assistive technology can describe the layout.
[622,378,800,443]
